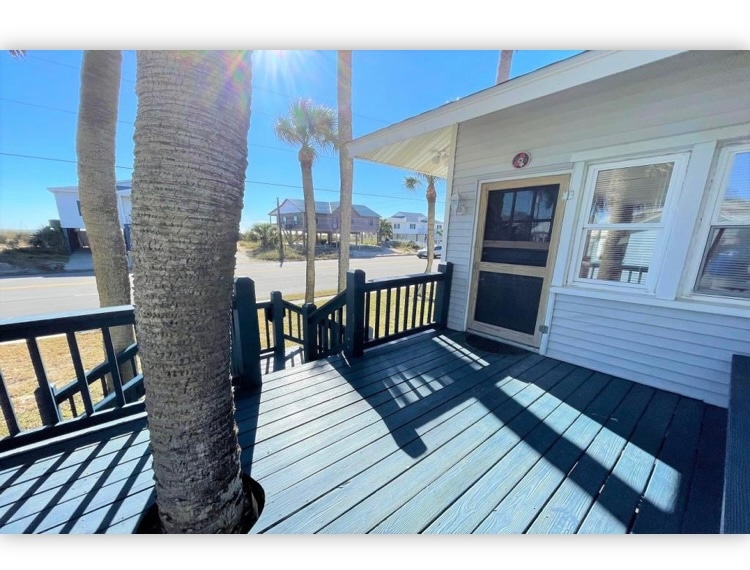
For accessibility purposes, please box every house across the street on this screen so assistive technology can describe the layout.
[268,198,381,245]
[48,180,133,252]
[347,50,750,408]
[386,211,444,246]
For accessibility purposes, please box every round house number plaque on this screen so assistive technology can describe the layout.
[512,151,531,169]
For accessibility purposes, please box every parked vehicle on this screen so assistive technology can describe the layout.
[417,245,441,259]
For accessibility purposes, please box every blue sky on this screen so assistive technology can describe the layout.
[0,50,583,231]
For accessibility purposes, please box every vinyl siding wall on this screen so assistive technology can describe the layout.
[444,51,750,406]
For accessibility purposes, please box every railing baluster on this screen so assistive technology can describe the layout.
[419,281,428,327]
[0,370,21,437]
[101,328,126,407]
[66,332,95,416]
[364,291,371,341]
[26,337,61,426]
[385,287,392,337]
[394,286,401,334]
[401,285,410,331]
[411,284,419,329]
[374,289,381,341]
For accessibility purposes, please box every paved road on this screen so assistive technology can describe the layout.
[0,254,431,320]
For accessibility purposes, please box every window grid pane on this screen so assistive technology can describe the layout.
[587,163,674,225]
[577,159,678,287]
[695,148,750,298]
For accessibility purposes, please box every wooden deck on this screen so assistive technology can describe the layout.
[0,330,727,533]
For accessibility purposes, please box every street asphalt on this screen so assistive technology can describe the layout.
[0,253,431,320]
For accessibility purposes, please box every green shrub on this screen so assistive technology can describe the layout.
[29,226,67,253]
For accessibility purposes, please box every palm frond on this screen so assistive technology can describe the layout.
[274,97,337,162]
[403,176,422,191]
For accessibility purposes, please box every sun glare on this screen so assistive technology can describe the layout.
[253,50,331,99]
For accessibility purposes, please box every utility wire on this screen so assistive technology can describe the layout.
[0,152,437,204]
[0,98,339,161]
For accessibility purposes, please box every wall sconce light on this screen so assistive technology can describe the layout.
[450,192,466,216]
[431,149,448,164]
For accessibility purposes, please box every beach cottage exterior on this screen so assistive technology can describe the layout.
[347,50,750,407]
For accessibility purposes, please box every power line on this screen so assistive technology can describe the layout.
[0,98,134,127]
[0,151,134,170]
[0,98,339,161]
[0,152,436,204]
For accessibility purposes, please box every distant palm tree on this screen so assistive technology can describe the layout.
[379,218,393,242]
[274,98,337,303]
[76,51,135,369]
[403,173,442,272]
[131,50,254,533]
[337,50,353,293]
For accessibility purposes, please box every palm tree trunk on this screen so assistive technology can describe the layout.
[496,50,514,84]
[76,50,135,376]
[300,157,316,304]
[131,50,252,533]
[425,181,437,273]
[337,50,353,292]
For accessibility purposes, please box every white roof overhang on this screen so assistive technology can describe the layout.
[346,50,686,176]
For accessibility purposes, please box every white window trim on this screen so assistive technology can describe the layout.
[567,152,690,294]
[683,142,750,303]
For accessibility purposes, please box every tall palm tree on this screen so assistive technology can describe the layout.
[131,50,253,533]
[274,98,337,304]
[496,50,514,84]
[337,50,353,293]
[76,50,135,365]
[403,173,442,272]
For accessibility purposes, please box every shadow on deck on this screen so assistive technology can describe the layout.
[0,330,727,534]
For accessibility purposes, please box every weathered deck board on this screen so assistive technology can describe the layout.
[576,390,680,533]
[254,353,541,531]
[267,357,562,533]
[630,397,704,533]
[523,383,655,534]
[0,330,727,534]
[679,405,727,533]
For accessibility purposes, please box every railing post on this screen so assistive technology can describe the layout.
[345,269,366,358]
[271,291,285,363]
[0,371,20,437]
[434,262,453,330]
[302,303,317,362]
[233,277,262,390]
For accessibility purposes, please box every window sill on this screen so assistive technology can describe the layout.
[550,284,750,319]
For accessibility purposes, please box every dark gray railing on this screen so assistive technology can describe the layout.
[345,263,453,358]
[0,306,143,452]
[1,264,454,450]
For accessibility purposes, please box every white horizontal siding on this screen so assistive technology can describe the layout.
[545,294,750,407]
[445,51,750,347]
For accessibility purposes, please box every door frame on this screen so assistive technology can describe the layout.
[467,174,570,349]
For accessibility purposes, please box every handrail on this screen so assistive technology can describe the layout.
[0,305,142,452]
[1,265,455,450]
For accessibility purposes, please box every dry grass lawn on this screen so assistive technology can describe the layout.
[0,331,113,438]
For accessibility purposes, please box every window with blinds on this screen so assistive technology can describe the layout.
[695,146,750,299]
[574,154,687,290]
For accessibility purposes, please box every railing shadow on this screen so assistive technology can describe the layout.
[335,331,726,533]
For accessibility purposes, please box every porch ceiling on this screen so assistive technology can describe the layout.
[353,125,453,178]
